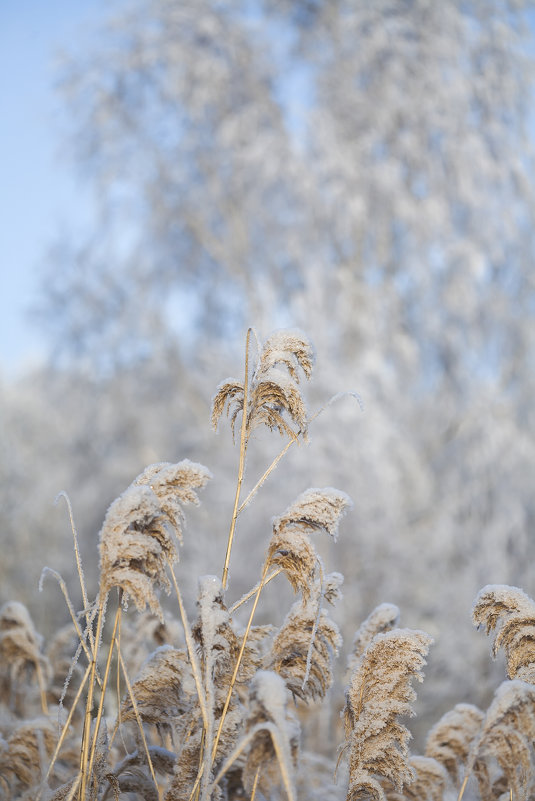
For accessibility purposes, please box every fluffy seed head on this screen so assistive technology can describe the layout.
[99,461,210,618]
[134,460,212,539]
[473,584,535,681]
[273,487,353,542]
[211,329,314,440]
[121,645,196,726]
[0,602,49,709]
[257,330,315,381]
[347,603,400,676]
[402,755,449,801]
[466,680,535,801]
[344,628,432,795]
[425,703,484,785]
[268,527,318,600]
[269,597,342,702]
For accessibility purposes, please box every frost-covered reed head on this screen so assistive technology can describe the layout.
[268,487,352,600]
[243,670,300,799]
[343,628,432,799]
[0,601,48,708]
[347,602,400,676]
[0,719,56,796]
[473,584,535,682]
[425,702,484,786]
[121,644,196,728]
[99,460,211,618]
[465,679,535,801]
[211,329,314,440]
[269,596,342,703]
[264,487,350,704]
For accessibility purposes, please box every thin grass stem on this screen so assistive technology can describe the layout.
[86,593,123,788]
[237,435,297,515]
[37,660,92,801]
[116,646,160,797]
[55,492,94,652]
[194,728,206,801]
[209,723,295,801]
[79,599,105,800]
[211,561,270,765]
[35,657,49,716]
[64,773,82,801]
[302,561,325,692]
[39,567,100,681]
[230,568,282,613]
[250,767,260,801]
[309,390,364,422]
[112,608,123,748]
[222,327,252,589]
[268,728,296,801]
[168,561,209,730]
[188,561,270,801]
[457,774,469,801]
[209,727,260,790]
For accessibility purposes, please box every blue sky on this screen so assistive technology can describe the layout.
[0,1,110,377]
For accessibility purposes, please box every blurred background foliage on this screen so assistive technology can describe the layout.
[2,0,535,746]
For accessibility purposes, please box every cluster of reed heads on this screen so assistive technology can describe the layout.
[1,329,534,801]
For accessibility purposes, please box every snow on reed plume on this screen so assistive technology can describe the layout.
[425,703,484,786]
[0,601,50,717]
[211,328,313,440]
[464,679,535,801]
[266,488,350,701]
[472,584,535,682]
[269,595,342,702]
[402,755,448,801]
[0,718,56,797]
[379,755,448,801]
[99,460,211,618]
[346,603,400,678]
[268,487,352,600]
[120,645,196,730]
[240,670,300,799]
[342,628,432,800]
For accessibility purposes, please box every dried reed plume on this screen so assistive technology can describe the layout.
[347,603,400,678]
[464,679,535,801]
[269,596,342,702]
[380,756,448,801]
[403,755,448,801]
[242,670,300,799]
[120,645,196,730]
[472,584,535,682]
[425,703,484,786]
[272,487,353,541]
[211,329,314,440]
[323,572,344,606]
[118,609,183,678]
[0,718,56,797]
[343,628,432,800]
[266,488,348,702]
[0,601,50,716]
[268,487,352,601]
[99,460,211,617]
[213,329,316,589]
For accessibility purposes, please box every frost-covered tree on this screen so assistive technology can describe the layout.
[41,0,535,387]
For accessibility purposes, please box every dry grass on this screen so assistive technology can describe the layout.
[1,328,534,801]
